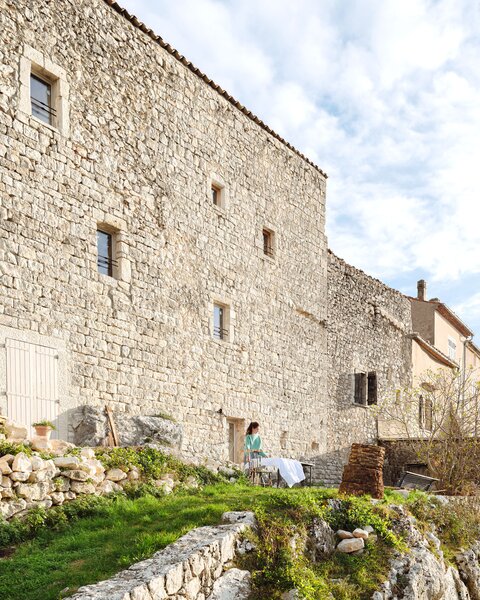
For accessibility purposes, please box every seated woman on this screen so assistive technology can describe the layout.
[244,421,267,463]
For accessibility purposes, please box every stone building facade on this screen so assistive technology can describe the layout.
[317,251,413,483]
[0,0,330,464]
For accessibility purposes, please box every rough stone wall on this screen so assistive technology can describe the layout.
[315,251,412,484]
[70,513,255,600]
[0,0,328,463]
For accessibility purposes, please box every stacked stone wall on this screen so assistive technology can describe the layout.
[0,0,328,464]
[315,251,412,484]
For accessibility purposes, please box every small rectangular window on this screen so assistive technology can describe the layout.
[212,184,221,206]
[367,372,377,405]
[354,372,366,405]
[263,228,274,257]
[448,338,456,360]
[213,303,228,340]
[97,229,115,277]
[30,74,55,126]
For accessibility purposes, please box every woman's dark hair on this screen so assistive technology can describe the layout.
[246,421,259,435]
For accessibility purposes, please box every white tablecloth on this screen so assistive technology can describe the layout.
[260,457,305,487]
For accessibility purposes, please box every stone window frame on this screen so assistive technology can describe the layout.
[210,296,234,344]
[95,213,131,284]
[259,223,276,262]
[18,45,70,135]
[209,174,228,212]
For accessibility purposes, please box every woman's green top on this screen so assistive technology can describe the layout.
[244,433,267,461]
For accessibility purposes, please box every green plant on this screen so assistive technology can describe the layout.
[32,420,56,430]
[0,441,32,457]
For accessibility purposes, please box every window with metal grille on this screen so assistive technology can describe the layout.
[263,228,274,257]
[367,372,377,405]
[213,303,228,340]
[30,74,55,126]
[354,372,366,405]
[97,229,116,277]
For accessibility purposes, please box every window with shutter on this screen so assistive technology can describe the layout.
[367,372,377,405]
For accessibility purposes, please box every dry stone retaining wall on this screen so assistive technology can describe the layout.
[70,511,256,600]
[0,448,181,520]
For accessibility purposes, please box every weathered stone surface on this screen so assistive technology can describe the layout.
[72,406,108,448]
[105,469,127,482]
[352,528,369,539]
[456,542,480,600]
[10,471,31,482]
[0,498,27,519]
[54,456,80,469]
[50,492,65,505]
[30,456,45,471]
[336,538,365,553]
[308,518,336,560]
[221,512,256,528]
[15,482,50,501]
[5,421,28,442]
[207,569,251,600]
[12,452,32,474]
[62,469,89,482]
[336,530,354,539]
[0,459,12,475]
[70,481,96,494]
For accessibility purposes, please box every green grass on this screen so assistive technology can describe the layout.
[0,485,335,600]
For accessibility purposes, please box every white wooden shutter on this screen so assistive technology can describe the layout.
[6,339,59,436]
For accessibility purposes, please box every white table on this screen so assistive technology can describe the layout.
[260,457,305,487]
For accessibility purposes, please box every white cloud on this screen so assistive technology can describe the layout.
[118,0,480,331]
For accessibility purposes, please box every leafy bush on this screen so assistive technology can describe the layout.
[406,492,480,557]
[94,447,225,485]
[326,496,401,548]
[0,441,32,457]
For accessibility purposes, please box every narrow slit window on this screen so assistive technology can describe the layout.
[213,303,227,340]
[97,229,116,277]
[263,228,274,257]
[31,74,55,125]
[212,184,221,206]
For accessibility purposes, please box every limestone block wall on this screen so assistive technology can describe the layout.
[0,0,328,463]
[316,251,412,484]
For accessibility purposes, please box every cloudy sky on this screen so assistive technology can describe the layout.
[120,0,480,336]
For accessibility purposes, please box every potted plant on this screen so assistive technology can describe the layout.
[32,420,56,440]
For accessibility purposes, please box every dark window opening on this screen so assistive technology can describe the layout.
[31,74,55,125]
[354,372,366,405]
[367,372,377,405]
[97,229,116,277]
[212,184,221,206]
[263,229,274,257]
[213,304,228,340]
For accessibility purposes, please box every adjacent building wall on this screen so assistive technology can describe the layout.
[0,0,328,462]
[316,251,412,484]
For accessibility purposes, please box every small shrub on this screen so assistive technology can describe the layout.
[0,441,32,457]
[32,420,56,430]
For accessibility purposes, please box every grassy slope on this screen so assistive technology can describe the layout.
[0,484,293,600]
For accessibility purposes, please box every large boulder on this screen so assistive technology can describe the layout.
[72,406,107,447]
[72,406,182,448]
[114,414,182,448]
[456,542,480,600]
[308,518,336,560]
[207,568,251,600]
